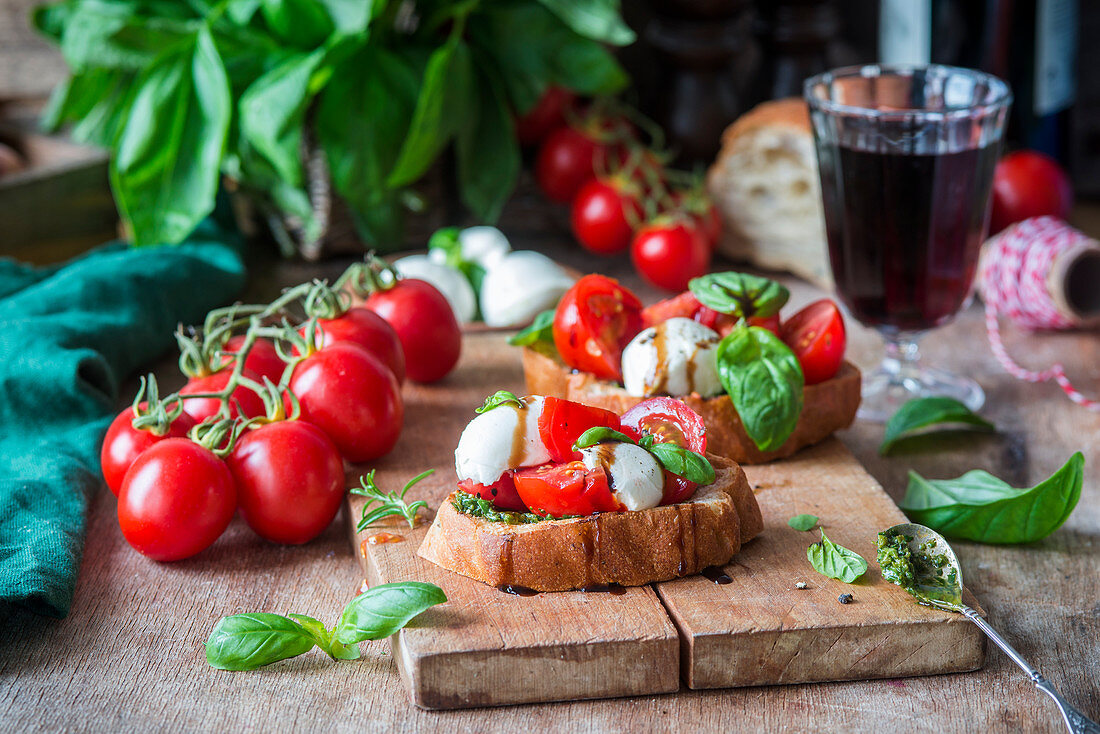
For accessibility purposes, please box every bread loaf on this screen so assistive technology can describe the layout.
[417,454,761,591]
[707,98,831,288]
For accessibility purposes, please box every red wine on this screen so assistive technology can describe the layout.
[819,143,999,331]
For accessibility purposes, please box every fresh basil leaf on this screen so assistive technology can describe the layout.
[536,0,635,44]
[648,442,716,485]
[715,325,804,452]
[573,426,638,450]
[476,390,523,413]
[456,56,520,222]
[551,36,630,96]
[206,612,318,671]
[509,309,556,347]
[40,66,133,147]
[111,26,231,246]
[899,452,1085,544]
[260,0,334,48]
[807,531,868,583]
[387,38,474,188]
[689,272,790,318]
[317,44,419,249]
[31,1,72,41]
[225,0,263,26]
[880,397,995,454]
[788,514,819,531]
[59,2,198,72]
[333,582,447,645]
[317,0,376,35]
[287,613,359,661]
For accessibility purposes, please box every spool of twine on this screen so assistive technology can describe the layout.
[978,216,1100,410]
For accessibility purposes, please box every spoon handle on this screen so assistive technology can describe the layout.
[961,605,1100,734]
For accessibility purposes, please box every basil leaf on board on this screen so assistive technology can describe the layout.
[476,390,524,413]
[879,397,995,454]
[573,426,638,450]
[206,612,318,671]
[508,309,556,347]
[689,272,790,319]
[788,514,819,531]
[333,582,448,646]
[807,531,868,583]
[899,452,1085,544]
[715,324,804,452]
[455,55,520,222]
[287,613,359,660]
[111,26,231,246]
[536,0,636,44]
[387,37,474,188]
[647,442,716,486]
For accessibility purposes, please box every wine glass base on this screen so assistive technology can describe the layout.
[857,360,985,423]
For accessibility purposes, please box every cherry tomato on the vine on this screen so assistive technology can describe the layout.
[570,177,643,255]
[536,125,624,203]
[515,86,576,146]
[304,307,406,384]
[228,421,346,545]
[365,278,460,383]
[779,299,846,385]
[179,367,266,424]
[990,150,1073,234]
[101,404,195,497]
[289,342,403,462]
[118,438,236,562]
[222,335,286,384]
[631,219,711,292]
[553,274,644,382]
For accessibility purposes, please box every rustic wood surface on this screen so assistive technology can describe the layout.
[1,197,1098,731]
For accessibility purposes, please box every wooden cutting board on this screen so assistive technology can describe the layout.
[346,334,985,709]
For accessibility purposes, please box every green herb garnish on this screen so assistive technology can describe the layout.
[476,390,524,413]
[788,513,819,531]
[451,490,570,524]
[508,309,556,347]
[688,272,790,318]
[572,426,715,486]
[350,469,431,530]
[880,397,995,454]
[807,530,868,583]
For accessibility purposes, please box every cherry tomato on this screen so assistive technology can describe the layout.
[458,472,528,513]
[304,307,405,384]
[223,335,286,384]
[621,397,707,505]
[537,397,622,463]
[642,291,780,338]
[228,421,345,545]
[631,220,711,292]
[780,299,846,385]
[535,126,621,203]
[100,404,196,497]
[118,438,236,561]
[570,177,643,255]
[365,279,461,383]
[513,462,622,517]
[553,274,644,381]
[516,86,576,146]
[179,367,266,424]
[667,190,722,250]
[290,342,403,462]
[990,150,1073,234]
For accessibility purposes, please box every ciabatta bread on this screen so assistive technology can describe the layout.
[707,98,831,288]
[521,346,860,464]
[417,454,761,591]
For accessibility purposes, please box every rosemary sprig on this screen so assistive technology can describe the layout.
[350,469,433,531]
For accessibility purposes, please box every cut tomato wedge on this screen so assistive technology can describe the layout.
[553,275,643,381]
[537,397,622,463]
[458,472,527,513]
[513,462,622,517]
[621,398,708,505]
[780,299,845,385]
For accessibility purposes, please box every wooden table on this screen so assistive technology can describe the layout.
[2,209,1098,732]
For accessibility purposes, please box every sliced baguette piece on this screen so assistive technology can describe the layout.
[417,454,761,592]
[522,346,860,464]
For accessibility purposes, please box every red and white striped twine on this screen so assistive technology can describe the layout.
[978,216,1099,411]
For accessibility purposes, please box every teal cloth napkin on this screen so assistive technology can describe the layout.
[0,220,246,619]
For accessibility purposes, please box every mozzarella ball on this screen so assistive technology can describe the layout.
[479,251,575,328]
[455,396,551,485]
[579,443,664,511]
[621,317,722,397]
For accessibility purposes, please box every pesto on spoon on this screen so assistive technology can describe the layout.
[878,523,1099,734]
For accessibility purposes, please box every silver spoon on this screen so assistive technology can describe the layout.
[879,523,1100,734]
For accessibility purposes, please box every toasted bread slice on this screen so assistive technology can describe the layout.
[417,454,761,591]
[521,346,860,464]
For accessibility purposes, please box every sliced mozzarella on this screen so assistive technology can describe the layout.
[392,255,478,323]
[621,317,722,398]
[454,396,551,485]
[458,226,512,270]
[579,442,664,511]
[480,251,575,328]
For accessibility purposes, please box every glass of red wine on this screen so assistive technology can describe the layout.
[804,65,1012,421]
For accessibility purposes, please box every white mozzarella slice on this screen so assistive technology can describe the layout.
[454,396,551,485]
[621,317,722,398]
[579,442,664,511]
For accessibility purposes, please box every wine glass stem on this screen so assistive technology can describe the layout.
[883,333,922,378]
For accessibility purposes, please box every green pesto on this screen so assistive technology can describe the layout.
[876,532,959,606]
[451,490,570,525]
